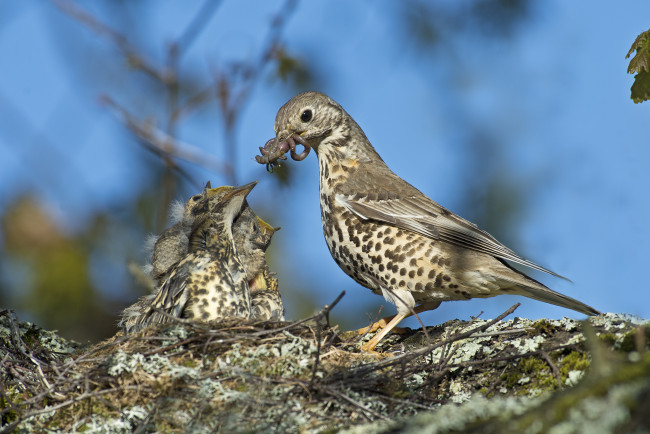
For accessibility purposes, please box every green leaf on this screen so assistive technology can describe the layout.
[631,71,650,104]
[626,29,650,74]
[626,29,650,103]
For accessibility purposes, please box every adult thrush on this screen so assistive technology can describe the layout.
[268,91,599,351]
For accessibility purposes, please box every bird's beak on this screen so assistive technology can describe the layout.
[256,216,280,237]
[225,181,258,201]
[276,128,293,142]
[204,186,229,199]
[212,181,258,214]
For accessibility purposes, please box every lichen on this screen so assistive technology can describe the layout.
[2,310,649,432]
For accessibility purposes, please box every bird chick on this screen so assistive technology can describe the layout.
[150,182,214,283]
[210,189,284,321]
[125,182,256,333]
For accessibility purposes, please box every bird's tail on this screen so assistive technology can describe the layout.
[490,260,599,316]
[513,282,600,316]
[495,269,599,316]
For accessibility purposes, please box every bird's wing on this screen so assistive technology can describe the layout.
[336,191,567,279]
[137,260,192,329]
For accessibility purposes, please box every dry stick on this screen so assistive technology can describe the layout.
[540,350,563,389]
[307,291,347,389]
[430,313,500,375]
[635,325,647,353]
[471,328,534,338]
[485,365,510,397]
[342,303,521,379]
[446,343,580,369]
[358,305,387,342]
[2,310,66,400]
[378,393,442,411]
[214,0,299,184]
[100,96,227,177]
[251,291,346,338]
[309,325,324,390]
[435,342,459,374]
[51,0,166,83]
[319,385,391,422]
[141,292,345,356]
[6,386,140,431]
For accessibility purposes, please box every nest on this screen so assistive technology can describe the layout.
[1,302,649,433]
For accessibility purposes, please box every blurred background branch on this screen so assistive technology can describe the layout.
[1,0,310,341]
[0,0,647,343]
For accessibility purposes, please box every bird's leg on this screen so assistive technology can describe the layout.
[361,312,408,352]
[357,301,442,351]
[357,301,441,335]
[357,316,396,335]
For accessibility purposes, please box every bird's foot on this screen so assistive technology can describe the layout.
[357,316,409,336]
[357,323,409,336]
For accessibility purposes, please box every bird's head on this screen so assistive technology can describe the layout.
[274,91,343,149]
[210,182,257,220]
[262,91,378,168]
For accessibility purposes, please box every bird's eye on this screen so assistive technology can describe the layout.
[300,109,313,123]
[191,195,202,201]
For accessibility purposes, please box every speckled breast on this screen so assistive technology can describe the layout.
[317,152,473,304]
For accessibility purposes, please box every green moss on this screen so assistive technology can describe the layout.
[518,356,547,374]
[618,326,650,353]
[598,333,617,347]
[1,393,19,426]
[181,358,199,368]
[559,351,590,382]
[501,369,522,390]
[498,356,561,396]
[619,331,637,352]
[531,319,556,336]
[232,381,250,393]
[20,324,42,348]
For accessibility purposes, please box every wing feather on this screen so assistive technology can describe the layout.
[337,192,568,280]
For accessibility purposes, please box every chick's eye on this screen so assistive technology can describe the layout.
[300,109,312,122]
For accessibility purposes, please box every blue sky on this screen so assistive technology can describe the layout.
[1,1,649,332]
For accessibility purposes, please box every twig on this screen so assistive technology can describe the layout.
[172,0,223,59]
[250,291,345,338]
[12,386,140,424]
[540,350,563,389]
[309,325,324,390]
[51,0,169,83]
[319,385,390,422]
[100,95,228,177]
[470,328,533,338]
[211,0,299,184]
[446,343,579,369]
[340,303,521,379]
